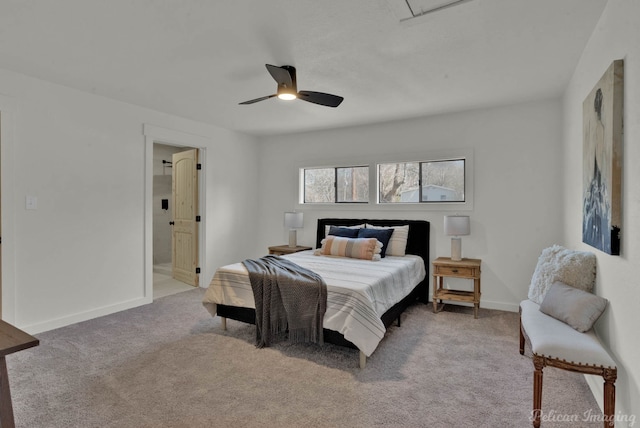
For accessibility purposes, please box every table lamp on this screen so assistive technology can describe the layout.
[284,212,304,248]
[444,215,470,261]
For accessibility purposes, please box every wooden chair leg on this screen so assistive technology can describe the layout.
[532,355,545,428]
[519,325,525,355]
[0,356,15,428]
[603,368,617,428]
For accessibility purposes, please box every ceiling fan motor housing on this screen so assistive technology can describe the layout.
[277,66,297,98]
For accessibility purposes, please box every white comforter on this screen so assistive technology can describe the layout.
[202,250,426,356]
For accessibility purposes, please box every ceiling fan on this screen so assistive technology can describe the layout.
[239,64,344,108]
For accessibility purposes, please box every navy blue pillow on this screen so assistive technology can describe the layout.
[328,226,360,238]
[358,228,394,258]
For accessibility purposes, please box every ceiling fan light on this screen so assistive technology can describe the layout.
[277,93,297,101]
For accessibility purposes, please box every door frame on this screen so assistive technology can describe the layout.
[0,95,16,323]
[143,124,207,300]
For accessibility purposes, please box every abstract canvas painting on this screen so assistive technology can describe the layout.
[582,60,623,255]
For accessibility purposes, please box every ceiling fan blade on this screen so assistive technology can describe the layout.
[265,64,293,87]
[297,91,344,108]
[238,94,277,105]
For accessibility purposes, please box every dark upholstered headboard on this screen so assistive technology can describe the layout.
[315,218,430,265]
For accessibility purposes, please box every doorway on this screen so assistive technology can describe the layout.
[152,143,199,298]
[144,124,207,302]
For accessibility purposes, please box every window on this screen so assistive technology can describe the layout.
[298,150,472,209]
[378,159,465,203]
[303,166,369,203]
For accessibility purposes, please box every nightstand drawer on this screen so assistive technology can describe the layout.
[434,265,475,277]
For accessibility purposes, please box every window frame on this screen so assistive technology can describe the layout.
[378,158,466,204]
[296,148,474,212]
[303,165,370,204]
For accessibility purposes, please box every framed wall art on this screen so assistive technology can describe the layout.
[582,59,624,255]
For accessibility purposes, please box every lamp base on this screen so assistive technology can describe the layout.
[450,237,462,261]
[288,229,297,248]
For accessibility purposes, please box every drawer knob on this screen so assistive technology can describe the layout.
[452,269,459,273]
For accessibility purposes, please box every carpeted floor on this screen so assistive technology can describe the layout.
[8,288,602,427]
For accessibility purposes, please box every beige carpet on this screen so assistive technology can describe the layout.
[8,288,602,427]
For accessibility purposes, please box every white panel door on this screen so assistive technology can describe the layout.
[172,149,199,286]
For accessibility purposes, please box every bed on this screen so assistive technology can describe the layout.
[202,218,430,367]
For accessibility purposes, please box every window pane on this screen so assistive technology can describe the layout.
[337,166,369,202]
[378,159,465,203]
[304,168,335,203]
[378,162,420,203]
[420,159,465,202]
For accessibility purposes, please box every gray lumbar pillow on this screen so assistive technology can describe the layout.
[539,281,608,332]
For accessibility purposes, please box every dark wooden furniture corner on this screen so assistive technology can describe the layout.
[0,321,39,428]
[268,245,313,255]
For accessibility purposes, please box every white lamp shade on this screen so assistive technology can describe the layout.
[444,215,470,236]
[284,212,304,229]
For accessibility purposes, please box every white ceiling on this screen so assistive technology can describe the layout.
[0,0,608,136]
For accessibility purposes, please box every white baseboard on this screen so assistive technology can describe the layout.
[480,299,520,313]
[21,296,153,335]
[431,298,519,313]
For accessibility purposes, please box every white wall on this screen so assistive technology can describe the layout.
[257,97,564,312]
[0,68,259,333]
[562,0,640,422]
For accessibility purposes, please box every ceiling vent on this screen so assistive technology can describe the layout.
[388,0,476,22]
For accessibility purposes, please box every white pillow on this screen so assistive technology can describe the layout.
[527,245,596,304]
[324,224,364,238]
[365,224,409,256]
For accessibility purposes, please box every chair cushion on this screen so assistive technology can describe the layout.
[520,299,616,368]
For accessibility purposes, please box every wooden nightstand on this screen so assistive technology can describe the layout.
[0,321,39,427]
[432,257,482,318]
[268,245,313,256]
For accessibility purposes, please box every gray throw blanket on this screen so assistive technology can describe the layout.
[242,255,327,348]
